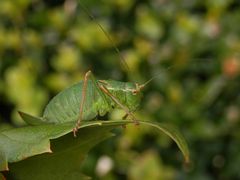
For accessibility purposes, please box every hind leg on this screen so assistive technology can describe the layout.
[73,70,111,137]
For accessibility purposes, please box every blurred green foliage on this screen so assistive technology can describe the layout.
[0,0,239,179]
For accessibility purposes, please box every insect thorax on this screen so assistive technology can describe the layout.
[100,80,143,112]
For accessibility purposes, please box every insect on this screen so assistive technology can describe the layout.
[19,70,155,137]
[43,70,151,136]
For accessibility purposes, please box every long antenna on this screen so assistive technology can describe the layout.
[78,1,130,71]
[139,66,173,89]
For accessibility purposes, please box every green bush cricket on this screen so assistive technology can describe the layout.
[44,70,154,136]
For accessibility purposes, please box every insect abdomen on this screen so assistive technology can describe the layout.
[43,81,103,123]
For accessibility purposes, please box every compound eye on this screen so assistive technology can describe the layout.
[132,90,138,95]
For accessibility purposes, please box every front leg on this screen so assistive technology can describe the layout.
[73,70,111,137]
[99,84,139,125]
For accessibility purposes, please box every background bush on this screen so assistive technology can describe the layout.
[0,0,239,179]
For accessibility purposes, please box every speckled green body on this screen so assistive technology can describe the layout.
[43,80,143,123]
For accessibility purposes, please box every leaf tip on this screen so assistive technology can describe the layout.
[184,156,190,164]
[182,157,193,172]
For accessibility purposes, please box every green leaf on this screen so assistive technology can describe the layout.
[5,123,114,180]
[0,122,74,171]
[0,120,190,179]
